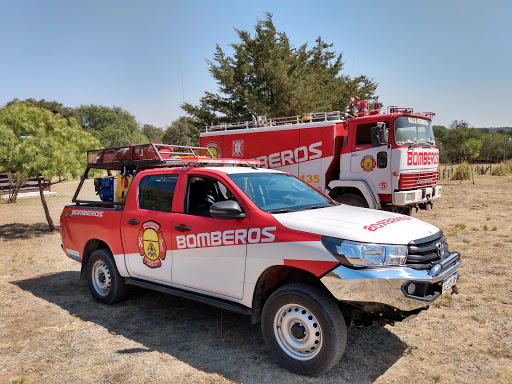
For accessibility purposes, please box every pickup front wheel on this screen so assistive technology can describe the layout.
[261,283,347,375]
[87,249,126,304]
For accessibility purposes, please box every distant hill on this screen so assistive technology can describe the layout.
[475,127,512,133]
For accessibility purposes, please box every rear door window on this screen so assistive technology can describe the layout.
[138,174,178,212]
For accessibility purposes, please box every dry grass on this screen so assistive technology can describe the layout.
[1,175,512,384]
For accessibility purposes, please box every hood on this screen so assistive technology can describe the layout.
[272,205,439,245]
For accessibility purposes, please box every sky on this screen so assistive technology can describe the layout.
[1,0,510,129]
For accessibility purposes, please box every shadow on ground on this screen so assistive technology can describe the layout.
[12,272,407,383]
[0,223,56,240]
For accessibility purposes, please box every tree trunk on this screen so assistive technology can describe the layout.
[7,172,28,203]
[37,176,55,231]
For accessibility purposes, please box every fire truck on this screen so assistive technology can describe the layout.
[200,99,441,215]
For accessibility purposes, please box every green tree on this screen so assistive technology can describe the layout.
[433,125,449,162]
[142,124,164,142]
[444,127,482,162]
[182,13,378,125]
[162,117,201,146]
[433,125,448,144]
[464,137,483,159]
[0,101,100,230]
[6,98,78,120]
[449,120,470,130]
[76,105,147,148]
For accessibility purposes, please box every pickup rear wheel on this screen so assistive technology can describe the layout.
[261,283,346,376]
[87,249,126,304]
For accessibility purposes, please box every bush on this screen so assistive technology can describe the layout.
[452,162,472,180]
[491,163,510,176]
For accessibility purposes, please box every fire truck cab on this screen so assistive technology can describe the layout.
[200,100,441,215]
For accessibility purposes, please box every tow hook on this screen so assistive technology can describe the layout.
[451,286,459,295]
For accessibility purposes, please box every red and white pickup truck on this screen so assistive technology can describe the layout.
[60,144,460,375]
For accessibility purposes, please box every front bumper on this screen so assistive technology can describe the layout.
[393,186,442,206]
[320,251,460,311]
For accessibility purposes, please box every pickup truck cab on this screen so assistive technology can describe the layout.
[60,144,460,375]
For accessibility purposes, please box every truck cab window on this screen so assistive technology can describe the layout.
[138,174,178,212]
[356,122,389,146]
[355,123,374,146]
[186,176,239,217]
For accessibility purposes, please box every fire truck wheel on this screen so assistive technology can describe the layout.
[261,282,346,376]
[335,193,369,208]
[87,249,127,305]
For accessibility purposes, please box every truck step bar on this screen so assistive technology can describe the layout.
[125,278,252,316]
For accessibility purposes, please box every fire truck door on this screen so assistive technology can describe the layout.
[350,122,392,201]
[171,175,249,300]
[122,174,178,283]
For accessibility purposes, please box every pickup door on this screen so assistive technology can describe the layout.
[121,169,249,300]
[171,173,249,300]
[121,173,178,283]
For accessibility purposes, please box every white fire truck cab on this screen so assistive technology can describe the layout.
[200,100,441,215]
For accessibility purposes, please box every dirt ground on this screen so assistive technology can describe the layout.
[1,175,511,384]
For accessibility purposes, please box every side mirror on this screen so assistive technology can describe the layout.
[371,123,389,147]
[210,200,246,219]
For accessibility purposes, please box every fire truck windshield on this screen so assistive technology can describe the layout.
[394,116,436,146]
[229,173,335,213]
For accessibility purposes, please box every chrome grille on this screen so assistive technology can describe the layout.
[407,231,448,270]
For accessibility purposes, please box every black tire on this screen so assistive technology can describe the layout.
[87,249,127,304]
[335,193,369,208]
[261,283,347,376]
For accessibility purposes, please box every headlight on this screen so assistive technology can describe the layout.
[322,236,407,267]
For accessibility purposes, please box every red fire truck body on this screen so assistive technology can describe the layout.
[200,106,441,214]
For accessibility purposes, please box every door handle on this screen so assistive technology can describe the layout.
[127,219,140,225]
[174,224,191,232]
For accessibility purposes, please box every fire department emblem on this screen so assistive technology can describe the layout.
[137,221,166,268]
[360,155,376,172]
[205,141,221,158]
[232,140,244,157]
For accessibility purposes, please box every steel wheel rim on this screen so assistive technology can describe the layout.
[92,260,111,296]
[273,303,322,360]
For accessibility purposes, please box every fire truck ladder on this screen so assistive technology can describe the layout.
[206,111,346,132]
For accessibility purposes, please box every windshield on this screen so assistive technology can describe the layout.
[394,116,435,146]
[228,173,336,213]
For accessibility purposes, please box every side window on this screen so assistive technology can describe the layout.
[355,123,374,146]
[186,176,239,217]
[356,122,389,146]
[377,151,388,168]
[138,174,178,212]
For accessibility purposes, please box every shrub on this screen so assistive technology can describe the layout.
[452,162,472,180]
[491,163,509,176]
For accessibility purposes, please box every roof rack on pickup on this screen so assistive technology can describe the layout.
[206,111,345,132]
[87,143,260,169]
[72,143,260,206]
